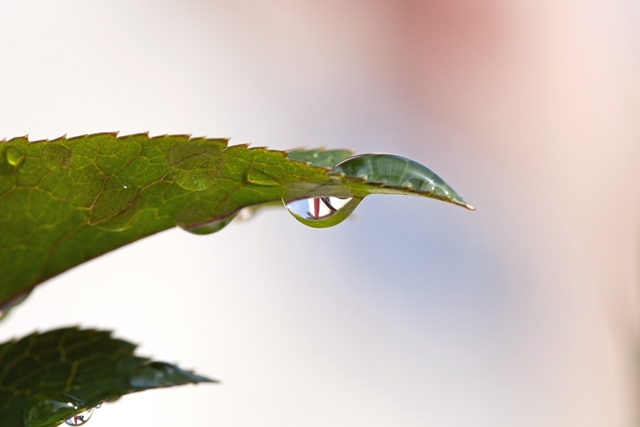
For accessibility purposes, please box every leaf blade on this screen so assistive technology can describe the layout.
[0,327,215,427]
[0,134,473,304]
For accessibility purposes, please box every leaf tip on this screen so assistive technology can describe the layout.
[455,200,475,210]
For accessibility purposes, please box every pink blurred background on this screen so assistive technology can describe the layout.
[0,1,639,426]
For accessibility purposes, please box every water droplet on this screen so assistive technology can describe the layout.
[177,212,236,235]
[64,408,94,426]
[0,289,32,320]
[168,140,225,191]
[114,174,136,191]
[235,207,256,222]
[284,196,361,228]
[287,197,351,219]
[23,399,78,427]
[5,147,23,166]
[175,197,237,235]
[42,144,72,170]
[89,175,140,231]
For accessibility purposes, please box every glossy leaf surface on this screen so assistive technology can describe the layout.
[0,327,214,427]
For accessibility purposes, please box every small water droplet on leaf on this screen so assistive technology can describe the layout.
[5,147,23,166]
[42,144,72,170]
[89,177,139,232]
[168,139,225,191]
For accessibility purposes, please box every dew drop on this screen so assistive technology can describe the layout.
[23,399,81,427]
[175,196,238,235]
[235,207,256,222]
[64,408,94,426]
[177,213,236,235]
[168,140,225,191]
[287,196,351,220]
[88,177,139,232]
[284,196,361,228]
[42,144,72,170]
[5,147,23,166]
[0,289,32,320]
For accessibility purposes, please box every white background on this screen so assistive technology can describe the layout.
[0,1,639,426]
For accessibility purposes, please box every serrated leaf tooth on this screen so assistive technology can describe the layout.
[232,143,251,149]
[48,134,68,143]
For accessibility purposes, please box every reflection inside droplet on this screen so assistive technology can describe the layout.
[284,196,360,228]
[286,197,352,220]
[64,408,93,426]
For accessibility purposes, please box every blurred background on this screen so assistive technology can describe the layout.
[0,1,639,426]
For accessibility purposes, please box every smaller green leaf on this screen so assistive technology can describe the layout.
[0,327,216,427]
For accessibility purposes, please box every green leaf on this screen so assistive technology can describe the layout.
[0,327,215,427]
[0,133,473,304]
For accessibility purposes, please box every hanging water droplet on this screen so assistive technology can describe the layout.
[286,196,351,220]
[64,408,94,426]
[284,196,361,228]
[235,207,256,222]
[5,147,23,166]
[176,203,238,235]
[180,215,236,235]
[42,144,72,170]
[0,289,32,320]
[23,398,82,427]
